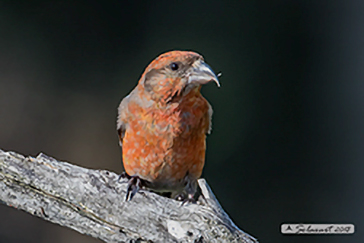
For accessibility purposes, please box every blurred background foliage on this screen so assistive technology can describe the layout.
[0,1,363,243]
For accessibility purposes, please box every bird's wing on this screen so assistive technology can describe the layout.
[117,94,131,147]
[206,102,213,135]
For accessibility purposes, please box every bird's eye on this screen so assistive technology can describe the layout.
[170,62,179,71]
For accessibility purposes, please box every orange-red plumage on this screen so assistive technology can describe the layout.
[117,51,219,201]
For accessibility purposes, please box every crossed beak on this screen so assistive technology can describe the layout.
[188,59,220,87]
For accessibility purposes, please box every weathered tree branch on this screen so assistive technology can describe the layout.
[0,149,257,243]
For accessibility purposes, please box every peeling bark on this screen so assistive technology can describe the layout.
[0,149,257,243]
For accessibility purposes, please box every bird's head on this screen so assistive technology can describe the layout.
[138,50,220,103]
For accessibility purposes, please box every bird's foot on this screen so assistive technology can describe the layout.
[175,193,197,205]
[176,174,199,205]
[125,175,145,201]
[118,172,146,201]
[182,193,197,205]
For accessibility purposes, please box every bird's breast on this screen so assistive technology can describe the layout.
[122,94,209,188]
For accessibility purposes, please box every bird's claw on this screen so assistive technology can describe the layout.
[182,197,196,205]
[125,175,144,201]
[118,172,145,201]
[175,193,197,205]
[118,171,130,182]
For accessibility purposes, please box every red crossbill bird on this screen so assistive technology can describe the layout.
[117,50,219,202]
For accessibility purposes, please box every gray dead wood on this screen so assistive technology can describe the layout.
[0,149,257,243]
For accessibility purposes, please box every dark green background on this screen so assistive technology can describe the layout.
[0,1,363,242]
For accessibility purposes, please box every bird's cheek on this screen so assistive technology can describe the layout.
[158,79,166,86]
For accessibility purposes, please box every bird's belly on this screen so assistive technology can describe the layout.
[122,125,206,191]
